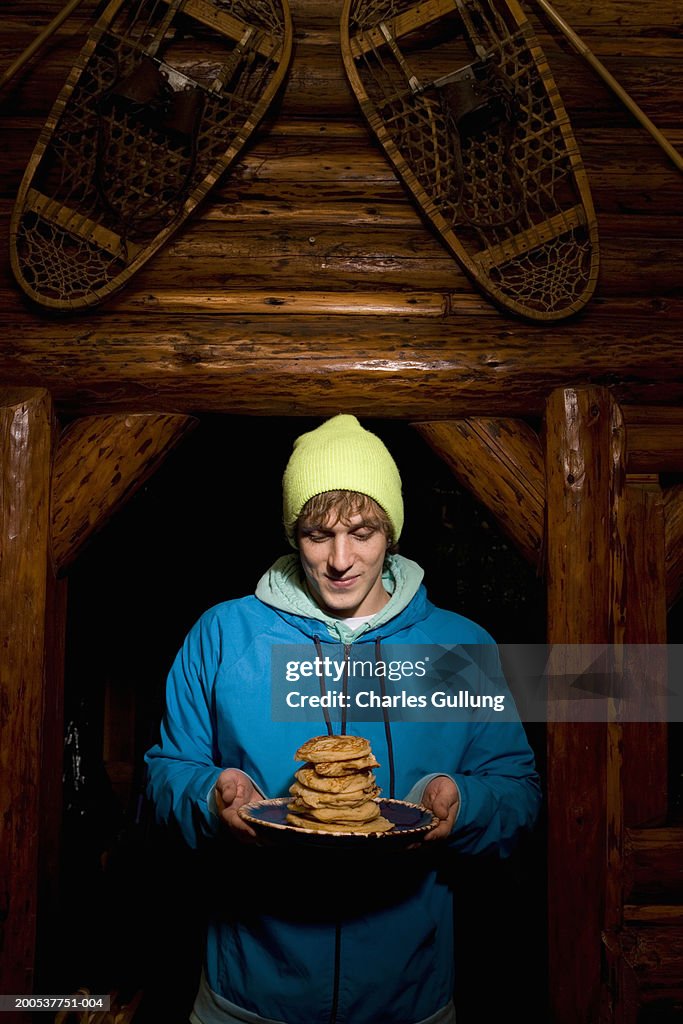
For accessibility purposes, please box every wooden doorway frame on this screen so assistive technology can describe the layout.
[3,386,683,1020]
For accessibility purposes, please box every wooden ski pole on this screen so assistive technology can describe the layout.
[0,0,90,91]
[535,0,683,173]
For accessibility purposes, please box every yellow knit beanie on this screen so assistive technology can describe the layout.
[283,415,404,546]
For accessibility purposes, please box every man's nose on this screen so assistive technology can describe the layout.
[328,535,352,571]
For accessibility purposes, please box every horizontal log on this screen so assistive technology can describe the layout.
[0,0,680,420]
[99,246,683,301]
[1,249,679,317]
[3,208,674,299]
[626,424,683,472]
[624,827,683,901]
[6,0,681,34]
[135,237,683,301]
[623,405,683,424]
[0,313,681,416]
[0,189,425,227]
[159,222,450,258]
[4,189,681,251]
[107,290,450,316]
[0,161,666,247]
[2,26,682,137]
[529,0,683,36]
[3,125,682,228]
[4,112,683,153]
[5,278,679,322]
[1,233,680,308]
[3,109,682,188]
[624,905,683,925]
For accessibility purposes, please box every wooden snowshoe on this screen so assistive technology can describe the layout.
[10,0,293,311]
[341,0,599,320]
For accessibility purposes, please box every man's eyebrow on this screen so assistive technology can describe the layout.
[299,518,378,533]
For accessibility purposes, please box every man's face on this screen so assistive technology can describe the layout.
[297,510,389,619]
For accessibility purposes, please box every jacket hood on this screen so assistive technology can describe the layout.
[254,553,426,642]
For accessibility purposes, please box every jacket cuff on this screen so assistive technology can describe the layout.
[206,770,267,818]
[403,773,462,828]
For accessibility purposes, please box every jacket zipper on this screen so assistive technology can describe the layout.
[325,639,394,1021]
[328,643,351,1023]
[340,643,351,736]
[329,921,342,1024]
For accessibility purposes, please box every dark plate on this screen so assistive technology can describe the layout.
[238,797,438,848]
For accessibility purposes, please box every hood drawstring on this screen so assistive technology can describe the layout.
[312,635,396,800]
[375,637,396,800]
[313,635,351,735]
[313,635,334,736]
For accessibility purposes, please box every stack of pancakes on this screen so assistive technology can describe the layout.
[286,734,394,833]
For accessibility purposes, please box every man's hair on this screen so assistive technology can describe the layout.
[296,490,396,549]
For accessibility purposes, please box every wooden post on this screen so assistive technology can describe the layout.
[544,386,627,1024]
[622,478,668,828]
[0,403,197,1003]
[0,388,54,1001]
[663,484,683,610]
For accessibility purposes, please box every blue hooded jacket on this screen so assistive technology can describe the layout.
[145,554,541,1024]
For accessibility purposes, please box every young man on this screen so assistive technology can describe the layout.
[145,414,541,1024]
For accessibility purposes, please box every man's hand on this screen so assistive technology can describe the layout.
[422,775,460,842]
[215,768,260,843]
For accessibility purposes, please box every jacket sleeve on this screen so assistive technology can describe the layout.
[144,612,224,848]
[448,718,541,857]
[406,638,541,859]
[404,727,540,859]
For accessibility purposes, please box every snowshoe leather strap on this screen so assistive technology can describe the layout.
[434,56,516,138]
[108,57,204,140]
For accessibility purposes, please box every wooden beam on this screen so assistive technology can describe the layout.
[544,386,627,1024]
[0,316,681,417]
[663,483,683,609]
[544,387,627,643]
[412,418,545,569]
[51,412,198,573]
[622,477,668,828]
[0,387,54,1000]
[108,290,449,316]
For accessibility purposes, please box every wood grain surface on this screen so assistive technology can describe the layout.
[0,389,54,1003]
[0,0,680,414]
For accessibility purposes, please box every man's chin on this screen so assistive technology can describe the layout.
[317,586,363,617]
[321,595,359,616]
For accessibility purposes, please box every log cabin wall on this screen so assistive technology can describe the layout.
[0,0,682,414]
[0,1,682,1022]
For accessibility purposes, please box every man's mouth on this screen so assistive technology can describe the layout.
[325,576,359,589]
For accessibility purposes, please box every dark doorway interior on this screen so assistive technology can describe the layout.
[42,416,548,1023]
